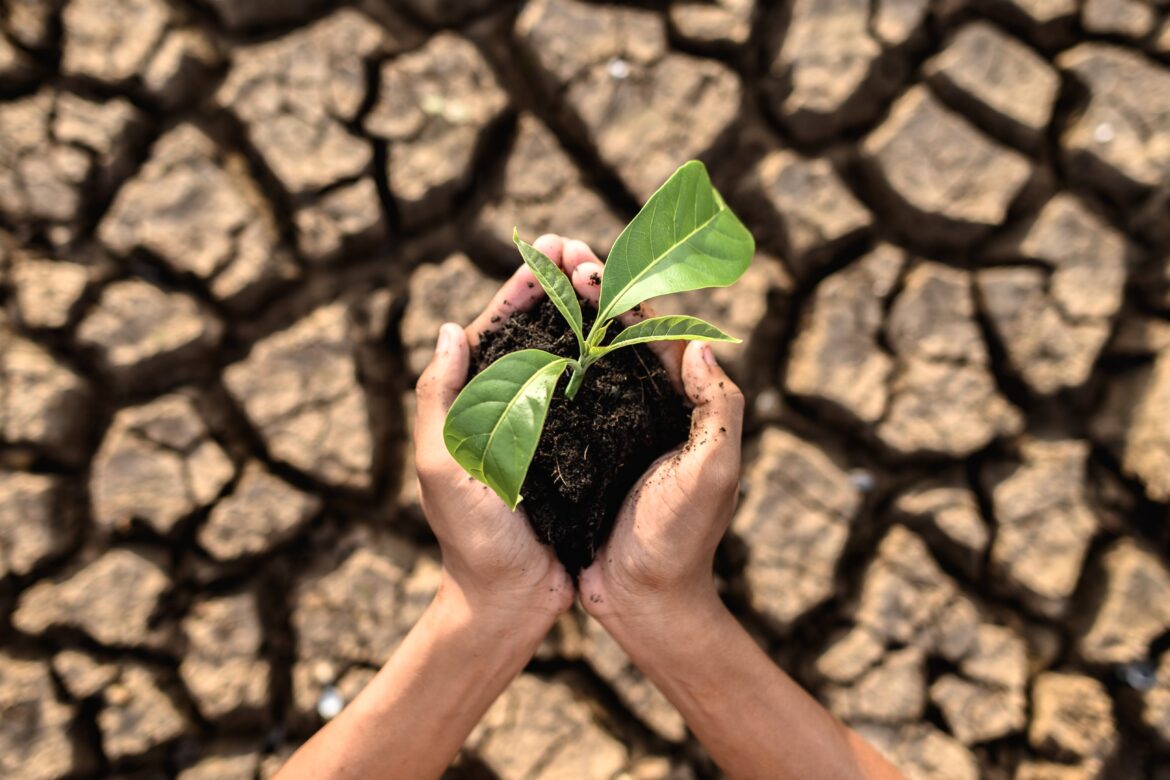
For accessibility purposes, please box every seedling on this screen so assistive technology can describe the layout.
[443,160,755,509]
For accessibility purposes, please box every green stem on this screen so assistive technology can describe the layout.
[565,363,587,400]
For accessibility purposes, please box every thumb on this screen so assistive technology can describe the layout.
[677,341,744,485]
[415,323,470,451]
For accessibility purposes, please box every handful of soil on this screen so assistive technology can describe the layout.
[473,298,692,573]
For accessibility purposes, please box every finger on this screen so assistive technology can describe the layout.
[619,292,685,388]
[532,233,565,267]
[571,261,604,308]
[640,312,685,393]
[564,238,652,321]
[465,236,567,345]
[571,262,684,390]
[612,290,687,378]
[562,238,601,276]
[676,341,744,487]
[415,323,470,461]
[465,263,546,348]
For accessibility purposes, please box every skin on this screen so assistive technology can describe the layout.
[276,235,903,780]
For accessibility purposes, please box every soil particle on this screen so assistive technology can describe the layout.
[473,298,690,572]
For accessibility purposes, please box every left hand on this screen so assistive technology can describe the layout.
[278,256,578,780]
[413,236,576,634]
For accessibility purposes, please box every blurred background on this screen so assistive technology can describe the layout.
[2,0,1170,777]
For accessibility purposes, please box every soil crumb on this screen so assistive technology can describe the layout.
[473,298,691,573]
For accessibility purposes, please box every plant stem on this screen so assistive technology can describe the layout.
[565,363,587,400]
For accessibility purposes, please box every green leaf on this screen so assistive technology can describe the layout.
[514,229,585,351]
[443,350,570,510]
[594,315,740,357]
[586,319,613,350]
[596,160,755,324]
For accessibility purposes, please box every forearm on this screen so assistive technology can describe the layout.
[603,591,901,780]
[276,580,549,780]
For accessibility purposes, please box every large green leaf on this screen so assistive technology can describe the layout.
[443,349,570,509]
[596,161,755,324]
[513,229,585,351]
[592,315,740,358]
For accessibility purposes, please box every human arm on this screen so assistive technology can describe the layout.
[275,240,576,780]
[276,580,558,780]
[595,569,900,780]
[555,240,902,780]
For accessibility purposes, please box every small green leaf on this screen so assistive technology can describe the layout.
[514,229,585,351]
[586,319,613,350]
[443,349,570,509]
[596,161,755,324]
[595,315,741,357]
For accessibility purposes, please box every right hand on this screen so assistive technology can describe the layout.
[555,240,746,634]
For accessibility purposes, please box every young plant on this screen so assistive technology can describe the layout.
[442,160,755,509]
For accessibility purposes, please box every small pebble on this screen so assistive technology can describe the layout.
[607,57,630,79]
[754,388,782,419]
[848,469,875,493]
[1094,122,1116,144]
[317,685,345,720]
[1120,660,1157,692]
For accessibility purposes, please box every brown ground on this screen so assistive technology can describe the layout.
[2,0,1170,778]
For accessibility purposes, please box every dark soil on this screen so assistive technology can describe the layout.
[473,298,692,574]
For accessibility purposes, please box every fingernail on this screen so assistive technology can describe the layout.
[701,343,717,367]
[437,324,456,352]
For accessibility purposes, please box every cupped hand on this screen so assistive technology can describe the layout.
[414,236,575,632]
[556,239,745,633]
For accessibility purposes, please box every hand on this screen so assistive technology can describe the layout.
[413,237,576,634]
[554,240,746,634]
[281,240,582,780]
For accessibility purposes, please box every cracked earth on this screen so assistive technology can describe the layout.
[2,0,1170,778]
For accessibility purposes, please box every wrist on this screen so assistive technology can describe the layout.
[588,574,730,660]
[595,586,748,724]
[431,571,562,655]
[326,567,557,778]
